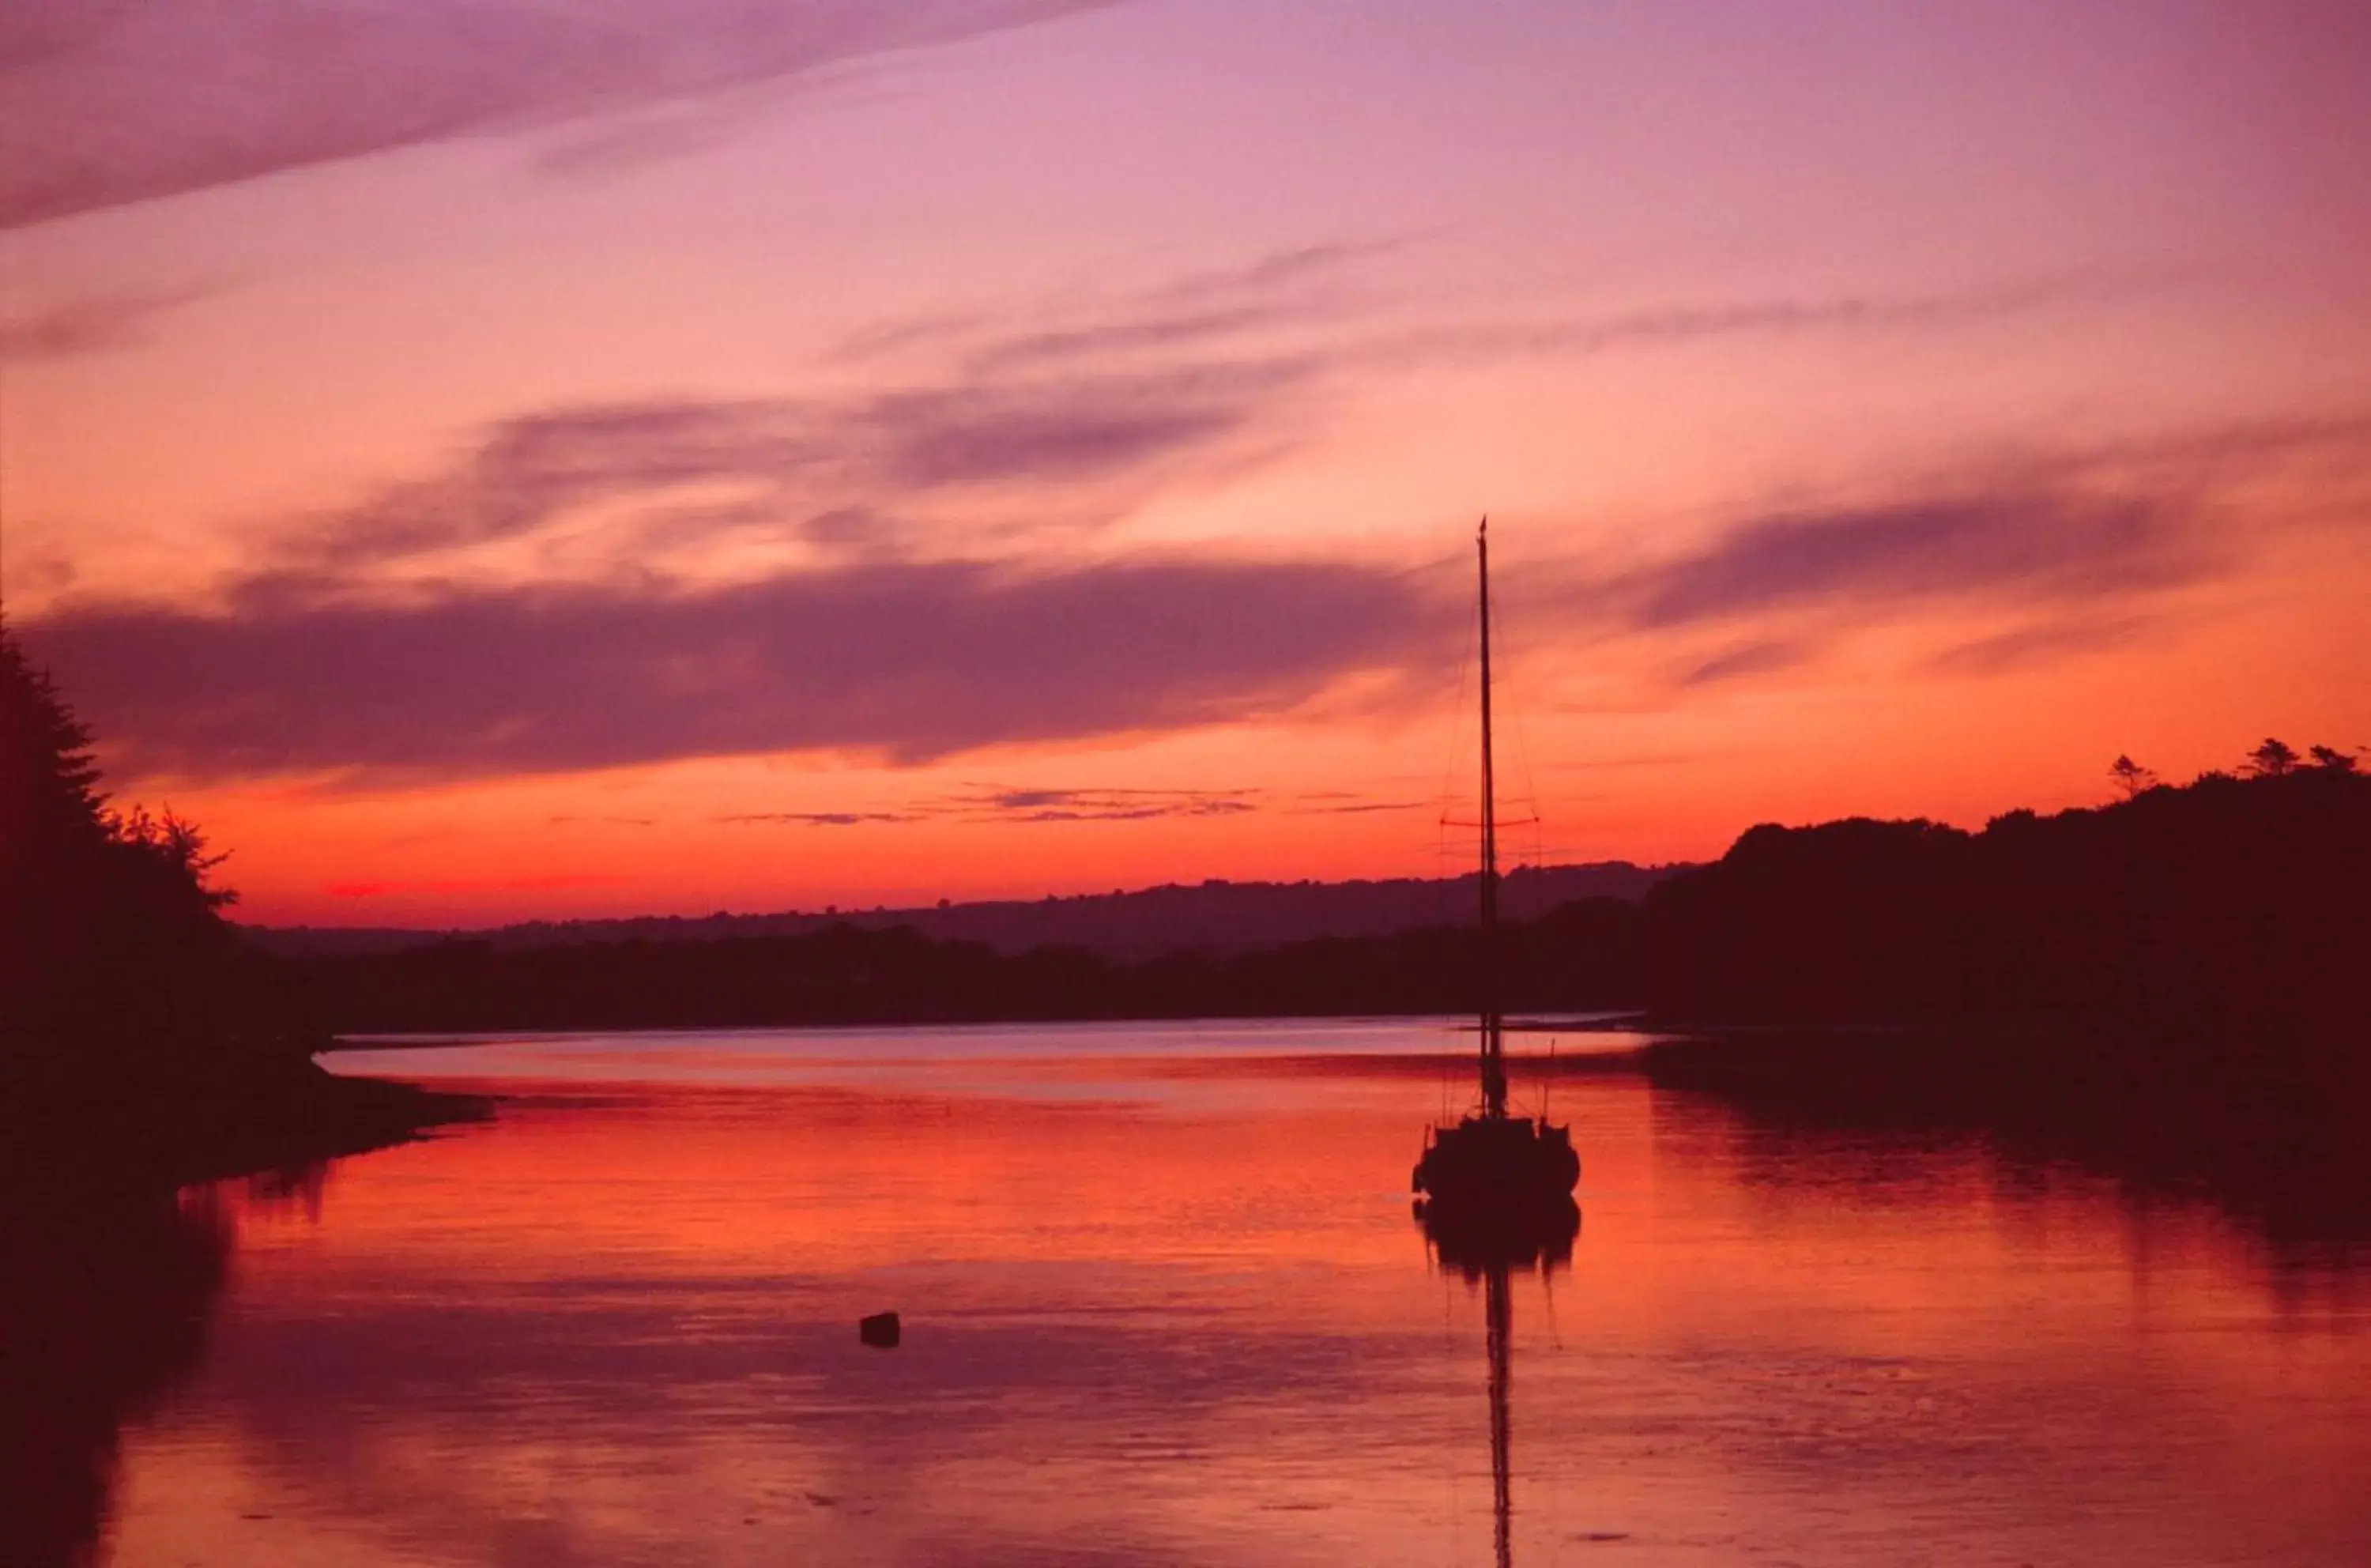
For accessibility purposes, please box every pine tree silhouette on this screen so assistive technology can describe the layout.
[2,621,237,1066]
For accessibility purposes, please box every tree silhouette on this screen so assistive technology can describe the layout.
[2246,737,2301,777]
[2,623,107,855]
[1638,763,2370,1050]
[2108,754,2158,800]
[2,621,238,1065]
[2309,744,2358,774]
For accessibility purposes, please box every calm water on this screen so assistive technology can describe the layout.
[53,1020,2371,1564]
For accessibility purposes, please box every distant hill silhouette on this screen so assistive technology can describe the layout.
[281,896,1644,1035]
[245,861,1679,960]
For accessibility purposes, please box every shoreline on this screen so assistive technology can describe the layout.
[0,1054,494,1193]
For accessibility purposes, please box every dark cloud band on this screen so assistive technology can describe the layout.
[24,559,1445,785]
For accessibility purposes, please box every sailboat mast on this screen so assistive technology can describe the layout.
[1477,518,1507,1119]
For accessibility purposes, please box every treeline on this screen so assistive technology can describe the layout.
[1641,756,2370,1057]
[266,756,2371,1046]
[280,897,1642,1034]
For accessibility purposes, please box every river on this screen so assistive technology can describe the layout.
[43,1019,2371,1565]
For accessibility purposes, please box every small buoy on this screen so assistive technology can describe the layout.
[859,1310,900,1348]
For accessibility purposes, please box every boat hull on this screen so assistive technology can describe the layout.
[1412,1114,1581,1208]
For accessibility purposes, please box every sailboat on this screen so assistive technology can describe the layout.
[1412,518,1581,1230]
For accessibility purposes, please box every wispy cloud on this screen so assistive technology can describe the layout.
[0,283,215,362]
[722,811,922,828]
[1924,615,2156,677]
[267,360,1314,580]
[827,239,1404,370]
[726,786,1423,827]
[254,250,2180,615]
[1605,492,2211,631]
[1360,273,2160,368]
[1547,416,2371,690]
[831,247,2132,389]
[959,303,1301,376]
[0,0,1119,230]
[956,786,1260,822]
[1284,796,1431,816]
[1676,637,1819,688]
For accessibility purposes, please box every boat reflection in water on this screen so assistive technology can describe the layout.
[1420,1195,1580,1568]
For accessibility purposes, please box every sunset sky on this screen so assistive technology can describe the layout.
[6,0,2368,925]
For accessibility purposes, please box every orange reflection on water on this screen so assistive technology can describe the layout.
[89,1023,2371,1567]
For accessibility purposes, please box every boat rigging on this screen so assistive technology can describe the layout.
[1412,518,1582,1231]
